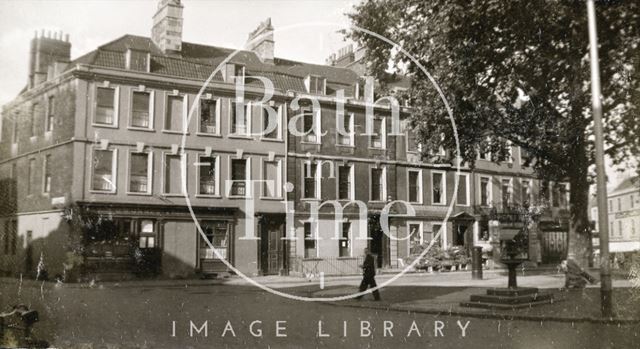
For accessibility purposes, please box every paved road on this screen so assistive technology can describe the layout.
[1,279,637,348]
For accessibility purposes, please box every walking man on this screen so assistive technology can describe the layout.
[356,248,381,301]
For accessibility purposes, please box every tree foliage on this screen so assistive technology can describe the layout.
[347,0,640,265]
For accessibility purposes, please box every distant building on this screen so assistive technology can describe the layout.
[591,176,640,253]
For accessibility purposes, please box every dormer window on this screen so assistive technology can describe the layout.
[125,49,150,72]
[234,64,245,83]
[305,75,326,95]
[354,77,366,100]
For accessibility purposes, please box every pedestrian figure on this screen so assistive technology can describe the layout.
[356,248,381,301]
[560,259,597,289]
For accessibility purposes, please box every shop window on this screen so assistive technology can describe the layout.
[139,220,156,248]
[201,221,228,260]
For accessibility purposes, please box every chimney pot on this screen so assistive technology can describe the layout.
[152,0,184,53]
[246,18,275,64]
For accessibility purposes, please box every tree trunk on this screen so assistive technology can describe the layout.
[567,142,592,268]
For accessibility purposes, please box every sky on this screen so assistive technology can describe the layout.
[0,0,634,188]
[0,0,359,106]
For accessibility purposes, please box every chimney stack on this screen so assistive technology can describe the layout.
[246,18,274,64]
[152,0,184,53]
[28,29,71,89]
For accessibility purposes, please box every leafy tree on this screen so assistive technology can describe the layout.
[347,0,640,266]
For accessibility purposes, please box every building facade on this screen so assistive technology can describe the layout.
[591,177,640,253]
[0,0,570,280]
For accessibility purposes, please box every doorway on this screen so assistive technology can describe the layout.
[260,214,286,275]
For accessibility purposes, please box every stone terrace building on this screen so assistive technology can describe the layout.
[0,0,570,280]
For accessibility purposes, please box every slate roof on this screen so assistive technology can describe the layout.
[68,34,360,94]
[611,176,640,194]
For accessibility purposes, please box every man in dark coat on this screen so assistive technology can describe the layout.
[356,248,381,301]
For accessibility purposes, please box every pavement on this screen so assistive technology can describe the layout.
[2,270,639,348]
[4,268,636,324]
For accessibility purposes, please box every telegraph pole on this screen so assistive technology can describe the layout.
[586,0,613,318]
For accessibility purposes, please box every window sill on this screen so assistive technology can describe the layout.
[408,201,424,205]
[128,127,155,133]
[368,200,386,204]
[431,203,447,206]
[260,196,284,201]
[30,136,37,142]
[196,132,222,138]
[368,147,387,151]
[89,190,117,195]
[301,198,321,202]
[228,195,249,199]
[300,141,321,145]
[335,143,355,148]
[92,123,118,129]
[44,131,52,139]
[126,191,152,196]
[195,194,222,198]
[162,129,189,135]
[227,134,252,139]
[161,193,186,197]
[259,137,284,143]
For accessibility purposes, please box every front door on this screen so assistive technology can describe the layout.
[260,216,284,275]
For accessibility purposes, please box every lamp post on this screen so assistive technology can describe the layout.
[586,0,613,318]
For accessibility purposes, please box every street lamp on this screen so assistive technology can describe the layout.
[586,0,613,318]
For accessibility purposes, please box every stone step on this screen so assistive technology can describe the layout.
[470,293,553,304]
[460,298,555,310]
[486,287,539,297]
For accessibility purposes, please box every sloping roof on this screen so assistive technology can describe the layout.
[611,176,640,194]
[67,34,360,93]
